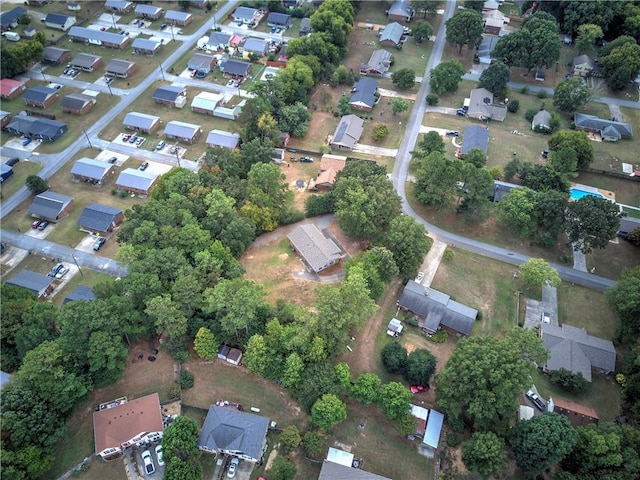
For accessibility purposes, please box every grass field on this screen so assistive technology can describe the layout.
[0,160,42,200]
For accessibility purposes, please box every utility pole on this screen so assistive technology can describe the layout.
[71,254,84,277]
[159,62,166,81]
[82,126,93,149]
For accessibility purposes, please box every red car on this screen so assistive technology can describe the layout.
[410,384,430,394]
[31,219,42,229]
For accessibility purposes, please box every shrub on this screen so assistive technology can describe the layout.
[549,368,589,392]
[278,209,305,225]
[302,431,323,458]
[536,89,548,99]
[111,188,117,195]
[279,425,302,451]
[406,317,419,327]
[525,108,538,122]
[520,85,529,94]
[305,193,335,217]
[169,384,181,399]
[489,165,503,179]
[372,123,389,141]
[381,342,408,374]
[430,330,448,343]
[507,100,520,113]
[426,93,439,105]
[119,190,127,198]
[179,370,194,389]
[447,432,460,447]
[443,248,455,261]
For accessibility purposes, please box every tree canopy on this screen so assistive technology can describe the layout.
[478,61,511,95]
[429,60,466,94]
[445,10,483,53]
[565,196,621,254]
[519,258,562,290]
[553,77,592,113]
[311,394,347,431]
[606,266,640,342]
[462,431,507,478]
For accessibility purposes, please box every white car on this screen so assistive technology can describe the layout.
[415,272,425,283]
[155,445,164,466]
[227,457,239,478]
[142,450,155,475]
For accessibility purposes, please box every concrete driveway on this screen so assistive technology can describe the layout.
[134,445,165,480]
[353,143,398,157]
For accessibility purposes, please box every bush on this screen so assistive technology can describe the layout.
[305,193,335,217]
[489,165,503,180]
[278,209,305,225]
[426,93,439,105]
[525,108,538,122]
[443,248,455,261]
[179,370,194,389]
[381,342,408,374]
[169,384,181,399]
[372,123,389,141]
[302,431,323,458]
[447,432,460,447]
[430,330,448,343]
[279,425,302,451]
[119,190,127,198]
[520,85,529,94]
[406,317,419,327]
[536,89,548,99]
[549,368,589,393]
[111,188,117,195]
[507,100,520,113]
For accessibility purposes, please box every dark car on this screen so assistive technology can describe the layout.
[160,23,167,30]
[526,389,546,411]
[456,109,466,116]
[445,130,459,137]
[6,157,19,167]
[37,221,49,231]
[93,237,106,251]
[299,156,314,163]
[128,135,137,144]
[139,162,149,171]
[108,156,118,164]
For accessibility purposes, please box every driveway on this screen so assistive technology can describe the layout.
[352,143,398,157]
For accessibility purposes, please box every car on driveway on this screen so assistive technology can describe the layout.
[22,137,32,146]
[142,450,155,475]
[445,130,459,137]
[128,134,138,144]
[410,384,430,394]
[156,141,165,151]
[299,156,313,163]
[37,221,49,231]
[93,237,106,251]
[108,156,118,164]
[155,445,164,466]
[139,162,149,171]
[456,109,466,116]
[227,458,239,478]
[526,389,546,411]
[31,219,42,229]
[415,272,424,283]
[49,262,67,278]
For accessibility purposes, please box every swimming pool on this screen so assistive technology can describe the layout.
[570,187,604,201]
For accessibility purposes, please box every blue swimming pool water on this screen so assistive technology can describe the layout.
[570,188,604,201]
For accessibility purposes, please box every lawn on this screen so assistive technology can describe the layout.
[0,160,42,200]
[51,269,113,307]
[556,283,617,340]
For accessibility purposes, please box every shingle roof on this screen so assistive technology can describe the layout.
[267,12,291,25]
[0,7,27,28]
[492,180,520,202]
[123,112,160,130]
[105,58,135,75]
[64,285,96,303]
[188,52,215,69]
[77,202,122,231]
[573,54,594,68]
[574,113,633,138]
[220,59,251,76]
[165,10,192,22]
[318,461,391,480]
[6,270,54,296]
[477,35,499,61]
[191,91,223,111]
[467,88,507,121]
[135,4,163,15]
[300,17,311,33]
[349,77,378,108]
[68,27,128,47]
[619,216,640,235]
[105,0,132,10]
[43,46,70,62]
[153,85,185,102]
[61,92,94,111]
[233,6,257,20]
[24,86,57,103]
[532,109,551,127]
[71,53,102,69]
[242,38,267,54]
[380,22,404,44]
[206,129,241,149]
[132,37,160,52]
[71,157,113,180]
[461,125,489,154]
[362,49,391,73]
[0,78,24,97]
[116,168,158,191]
[45,13,72,26]
[287,224,342,272]
[165,121,201,139]
[388,0,413,17]
[331,114,364,149]
[207,31,232,47]
[6,116,67,139]
[27,191,74,220]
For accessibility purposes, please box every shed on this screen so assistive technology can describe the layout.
[164,121,202,143]
[410,404,429,437]
[105,58,136,78]
[299,17,311,35]
[206,129,241,149]
[64,285,96,304]
[71,157,114,184]
[116,168,159,195]
[226,348,242,365]
[287,224,342,273]
[71,53,103,72]
[123,112,160,134]
[519,405,535,421]
[132,38,161,56]
[28,191,75,221]
[77,203,123,233]
[217,344,230,360]
[6,270,55,300]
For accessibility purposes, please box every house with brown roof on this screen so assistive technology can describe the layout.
[61,93,96,115]
[551,397,599,427]
[0,78,26,99]
[313,154,347,191]
[287,224,343,273]
[330,114,364,150]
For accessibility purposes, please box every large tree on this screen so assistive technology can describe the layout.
[601,42,640,90]
[381,342,408,374]
[392,68,416,90]
[519,258,562,289]
[414,152,462,209]
[548,131,594,170]
[445,10,483,53]
[382,215,431,278]
[498,187,538,237]
[414,131,446,157]
[606,266,640,342]
[565,195,621,254]
[25,175,48,195]
[462,432,507,478]
[429,60,466,94]
[413,20,433,44]
[575,24,603,54]
[351,373,381,405]
[478,61,511,95]
[162,416,202,469]
[404,349,436,387]
[379,382,412,420]
[277,102,312,137]
[553,77,592,113]
[311,394,347,431]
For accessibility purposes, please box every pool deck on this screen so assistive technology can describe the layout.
[570,183,616,202]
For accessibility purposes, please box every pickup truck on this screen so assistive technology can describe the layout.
[526,389,546,411]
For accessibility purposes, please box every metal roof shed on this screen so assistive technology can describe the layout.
[423,409,444,448]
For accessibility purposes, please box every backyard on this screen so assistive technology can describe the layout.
[0,159,42,199]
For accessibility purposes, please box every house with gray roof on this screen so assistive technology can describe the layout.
[104,0,133,13]
[330,114,364,150]
[206,129,241,149]
[349,77,378,112]
[267,12,292,28]
[532,109,551,131]
[105,58,136,78]
[319,461,391,480]
[492,180,521,203]
[6,270,55,300]
[28,191,75,222]
[219,59,252,79]
[397,280,478,336]
[116,168,159,195]
[61,93,95,115]
[207,32,232,50]
[467,87,506,121]
[23,86,59,108]
[68,27,131,49]
[64,285,96,304]
[360,49,392,76]
[422,409,444,458]
[299,17,311,35]
[387,0,414,22]
[123,112,160,134]
[132,37,161,56]
[77,203,123,233]
[573,54,600,77]
[241,38,268,57]
[232,6,257,24]
[71,53,103,72]
[287,224,343,273]
[198,405,269,462]
[164,121,202,143]
[379,22,405,47]
[42,46,71,65]
[45,13,75,31]
[459,125,489,156]
[574,113,632,141]
[165,10,193,26]
[477,35,499,64]
[135,4,163,19]
[618,216,640,240]
[70,158,114,184]
[188,52,217,74]
[191,91,223,115]
[153,84,187,108]
[541,323,616,382]
[1,6,27,32]
[5,116,67,142]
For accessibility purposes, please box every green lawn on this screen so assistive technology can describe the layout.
[0,160,42,200]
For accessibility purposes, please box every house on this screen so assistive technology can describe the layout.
[287,224,343,273]
[492,180,520,203]
[71,53,103,72]
[44,13,75,31]
[459,125,489,156]
[132,38,161,56]
[198,406,269,462]
[5,115,67,142]
[379,22,405,47]
[314,154,347,191]
[206,129,241,149]
[123,112,160,134]
[410,404,429,437]
[0,78,25,99]
[349,77,378,112]
[164,121,202,143]
[477,35,499,64]
[188,53,217,74]
[387,0,414,22]
[165,10,193,26]
[61,93,96,115]
[573,54,599,77]
[541,323,616,382]
[1,163,14,183]
[422,409,444,458]
[467,88,507,121]
[0,7,27,32]
[484,9,510,25]
[299,17,311,35]
[94,393,164,458]
[319,460,391,480]
[116,168,159,195]
[6,270,55,300]
[70,157,114,184]
[618,216,640,239]
[104,0,133,13]
[105,59,136,78]
[153,85,187,108]
[77,203,123,234]
[226,348,242,365]
[219,59,252,79]
[574,113,633,141]
[232,6,257,24]
[23,86,59,108]
[397,280,478,336]
[135,4,163,20]
[241,38,268,58]
[207,32,232,50]
[531,109,551,131]
[68,27,131,49]
[67,2,81,11]
[551,397,599,427]
[42,46,71,65]
[189,0,207,8]
[0,110,11,129]
[360,49,392,76]
[28,191,74,221]
[267,12,292,28]
[64,285,96,304]
[483,0,501,11]
[330,114,364,150]
[387,318,404,337]
[229,34,244,48]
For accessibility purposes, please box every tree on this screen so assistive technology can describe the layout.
[429,60,466,94]
[478,61,511,95]
[548,147,579,178]
[534,189,569,247]
[462,432,507,478]
[566,196,621,254]
[351,373,381,405]
[519,258,561,289]
[445,10,483,53]
[382,215,431,278]
[404,349,436,386]
[276,56,315,104]
[162,416,202,465]
[244,334,268,375]
[271,457,297,480]
[392,68,416,90]
[303,431,323,457]
[548,131,594,170]
[381,342,407,374]
[459,164,493,219]
[549,368,589,392]
[463,0,485,12]
[411,0,442,18]
[627,226,640,246]
[575,24,603,54]
[426,93,439,105]
[334,362,351,391]
[463,148,486,168]
[601,42,640,90]
[164,457,202,480]
[414,152,461,209]
[415,131,445,157]
[379,382,412,420]
[553,78,591,113]
[391,97,410,115]
[193,327,218,360]
[178,0,191,11]
[311,394,347,431]
[607,266,640,342]
[413,20,433,44]
[282,352,304,388]
[279,425,302,451]
[498,187,538,237]
[372,123,389,141]
[277,102,312,137]
[25,175,47,195]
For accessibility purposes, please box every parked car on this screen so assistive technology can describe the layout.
[31,219,42,229]
[155,445,164,466]
[141,450,155,475]
[122,133,131,141]
[22,138,32,146]
[410,384,430,394]
[49,262,66,278]
[526,389,546,411]
[93,237,106,251]
[139,162,149,171]
[415,272,424,283]
[227,458,239,478]
[135,137,144,146]
[195,71,206,78]
[37,220,49,231]
[108,156,118,164]
[156,141,165,151]
[170,145,178,154]
[299,156,313,163]
[128,134,137,144]
[7,157,20,166]
[456,109,466,116]
[445,130,459,137]
[160,23,167,30]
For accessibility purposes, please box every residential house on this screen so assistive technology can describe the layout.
[319,461,391,480]
[299,17,311,35]
[64,285,96,304]
[164,121,202,143]
[0,110,11,129]
[330,114,364,150]
[287,224,343,273]
[189,0,207,8]
[105,59,136,78]
[283,0,301,7]
[410,404,429,437]
[476,35,499,64]
[198,406,269,462]
[67,2,81,11]
[573,54,600,77]
[618,216,640,240]
[483,0,501,11]
[574,112,633,141]
[206,129,241,149]
[531,109,551,131]
[42,46,71,65]
[484,9,510,25]
[116,168,159,195]
[360,49,392,76]
[61,93,96,115]
[241,38,268,58]
[314,154,347,191]
[492,180,520,203]
[541,323,616,382]
[94,394,164,458]
[70,157,114,184]
[71,53,104,72]
[77,203,124,234]
[68,26,131,49]
[219,59,252,79]
[0,7,27,32]
[483,17,503,35]
[23,26,36,38]
[135,4,163,20]
[123,112,160,134]
[28,0,52,6]
[207,32,232,50]
[1,163,14,183]
[349,77,378,112]
[104,0,133,13]
[397,280,478,336]
[229,34,244,48]
[6,270,54,300]
[232,6,257,24]
[23,86,59,108]
[552,397,599,427]
[165,10,193,26]
[0,78,25,99]
[44,13,75,31]
[467,87,507,121]
[191,92,224,115]
[28,191,75,221]
[5,116,67,141]
[132,37,161,56]
[153,84,187,108]
[188,52,217,74]
[379,22,404,47]
[422,410,445,458]
[459,125,489,156]
[267,12,292,28]
[387,0,414,22]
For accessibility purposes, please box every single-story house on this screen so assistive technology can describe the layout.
[483,16,503,35]
[165,10,193,26]
[153,84,187,108]
[44,13,75,31]
[232,6,257,24]
[207,31,232,50]
[287,224,343,273]
[552,397,599,427]
[189,0,207,8]
[0,110,11,128]
[105,58,136,78]
[61,93,96,115]
[410,404,429,437]
[226,348,242,365]
[70,157,115,184]
[574,112,633,141]
[299,17,311,35]
[387,0,414,22]
[206,129,241,149]
[42,46,71,65]
[541,323,616,382]
[132,37,161,56]
[467,87,506,121]
[267,12,292,28]
[477,35,499,64]
[492,180,520,203]
[164,120,202,143]
[397,280,478,336]
[123,112,160,134]
[387,318,404,337]
[484,0,501,10]
[134,4,163,19]
[198,406,269,462]
[23,86,59,108]
[71,53,104,72]
[573,54,600,77]
[240,38,268,58]
[77,202,123,234]
[360,49,392,76]
[1,163,14,183]
[459,125,489,156]
[330,114,364,150]
[68,26,131,49]
[64,285,96,304]
[314,154,347,191]
[104,0,133,13]
[188,53,217,74]
[422,409,444,458]
[116,168,159,195]
[28,191,75,221]
[379,22,404,47]
[219,59,252,79]
[28,0,52,6]
[0,6,27,32]
[5,115,67,142]
[0,78,25,99]
[319,460,391,480]
[6,270,55,300]
[94,393,164,458]
[349,77,378,112]
[532,109,552,131]
[618,216,640,239]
